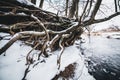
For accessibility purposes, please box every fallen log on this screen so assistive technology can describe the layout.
[0,0,83,68]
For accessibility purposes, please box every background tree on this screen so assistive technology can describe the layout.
[65,0,69,17]
[39,0,44,8]
[114,0,120,12]
[31,0,36,4]
[68,0,79,18]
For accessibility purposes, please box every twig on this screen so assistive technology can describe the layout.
[26,42,40,65]
[57,35,64,69]
[22,65,31,80]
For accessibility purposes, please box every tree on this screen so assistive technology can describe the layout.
[31,0,36,4]
[39,0,44,8]
[68,0,79,18]
[65,0,69,17]
[114,0,120,12]
[75,0,79,19]
[0,0,120,57]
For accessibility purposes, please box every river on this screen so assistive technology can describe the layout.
[81,36,120,80]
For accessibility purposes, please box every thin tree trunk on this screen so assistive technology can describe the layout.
[65,0,69,17]
[114,0,118,12]
[68,0,79,18]
[75,0,79,20]
[39,0,44,8]
[31,0,36,4]
[68,0,76,18]
[90,0,102,21]
[118,0,120,11]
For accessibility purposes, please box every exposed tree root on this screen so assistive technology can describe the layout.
[22,65,31,80]
[26,42,40,65]
[1,1,119,79]
[57,35,64,69]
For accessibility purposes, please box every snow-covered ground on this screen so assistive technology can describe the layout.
[101,31,120,38]
[0,33,95,80]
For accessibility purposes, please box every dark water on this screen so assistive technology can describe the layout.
[81,36,120,80]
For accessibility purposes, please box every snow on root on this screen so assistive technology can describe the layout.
[0,34,95,80]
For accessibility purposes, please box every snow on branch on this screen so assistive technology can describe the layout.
[0,31,46,55]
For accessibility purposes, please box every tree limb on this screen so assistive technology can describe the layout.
[0,31,46,55]
[92,12,120,24]
[0,33,21,55]
[90,0,102,21]
[83,12,120,26]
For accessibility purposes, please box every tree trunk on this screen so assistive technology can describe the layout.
[90,0,102,21]
[65,0,69,17]
[31,0,36,4]
[75,0,79,20]
[0,1,120,79]
[39,0,44,8]
[118,0,120,11]
[68,0,76,18]
[68,0,79,18]
[0,0,120,59]
[114,0,117,12]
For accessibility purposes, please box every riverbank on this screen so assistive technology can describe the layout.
[81,36,120,80]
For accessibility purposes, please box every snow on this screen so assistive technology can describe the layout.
[27,55,58,80]
[17,12,27,15]
[0,0,119,79]
[0,33,95,80]
[0,41,31,80]
[17,0,33,6]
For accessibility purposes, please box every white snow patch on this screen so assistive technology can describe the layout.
[27,55,58,80]
[17,0,33,6]
[0,33,95,80]
[0,41,32,80]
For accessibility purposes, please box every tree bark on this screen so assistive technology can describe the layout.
[90,0,102,21]
[0,0,120,57]
[39,0,44,8]
[68,0,76,18]
[75,0,79,19]
[31,0,36,4]
[68,0,79,18]
[65,0,69,17]
[114,0,118,12]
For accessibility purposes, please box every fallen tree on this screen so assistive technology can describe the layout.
[0,0,120,79]
[0,0,84,68]
[0,0,120,63]
[0,1,120,79]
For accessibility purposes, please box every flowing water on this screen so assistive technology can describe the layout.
[81,36,120,80]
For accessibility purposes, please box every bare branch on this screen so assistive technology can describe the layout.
[0,33,21,55]
[0,31,46,55]
[92,12,120,24]
[82,12,120,26]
